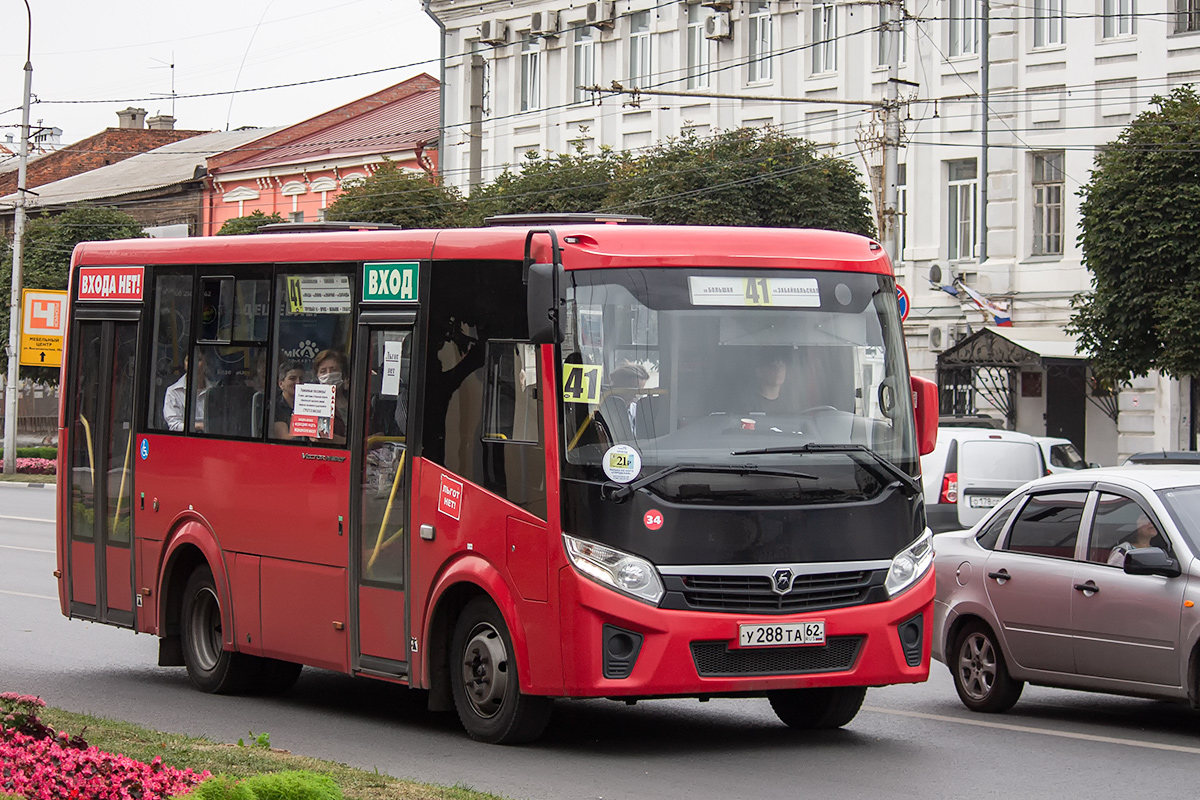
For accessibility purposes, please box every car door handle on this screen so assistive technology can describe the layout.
[987,570,1010,582]
[1074,581,1100,594]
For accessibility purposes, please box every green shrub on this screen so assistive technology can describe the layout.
[183,770,342,800]
[0,447,57,460]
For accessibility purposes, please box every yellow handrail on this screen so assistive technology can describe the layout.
[111,431,133,538]
[79,414,95,490]
[367,450,406,572]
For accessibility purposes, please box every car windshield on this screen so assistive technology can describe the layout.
[1158,485,1200,557]
[558,267,917,502]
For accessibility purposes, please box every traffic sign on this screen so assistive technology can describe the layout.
[19,289,68,368]
[896,285,910,322]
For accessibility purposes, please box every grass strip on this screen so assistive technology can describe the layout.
[0,473,54,483]
[29,705,510,800]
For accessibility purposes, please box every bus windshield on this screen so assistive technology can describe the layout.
[559,268,917,501]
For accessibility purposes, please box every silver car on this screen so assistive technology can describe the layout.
[932,467,1200,713]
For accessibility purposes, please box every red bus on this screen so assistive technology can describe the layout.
[56,217,938,743]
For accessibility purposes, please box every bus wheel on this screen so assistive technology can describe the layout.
[767,686,866,730]
[449,597,553,744]
[180,566,255,694]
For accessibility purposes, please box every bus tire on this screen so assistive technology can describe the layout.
[767,686,866,730]
[951,621,1023,713]
[449,597,553,744]
[180,566,256,695]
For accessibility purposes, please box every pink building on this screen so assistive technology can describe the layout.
[203,74,439,235]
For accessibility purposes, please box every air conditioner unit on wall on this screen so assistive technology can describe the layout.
[479,18,509,45]
[586,1,615,29]
[531,10,560,37]
[704,11,732,40]
[928,323,958,353]
[701,0,733,10]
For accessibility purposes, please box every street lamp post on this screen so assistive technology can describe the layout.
[4,0,33,475]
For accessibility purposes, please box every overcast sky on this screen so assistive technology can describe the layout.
[0,0,439,147]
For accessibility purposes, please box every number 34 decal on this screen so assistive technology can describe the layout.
[562,363,603,404]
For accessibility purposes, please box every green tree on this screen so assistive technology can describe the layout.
[461,144,628,226]
[325,160,463,228]
[1,205,146,381]
[1071,86,1200,380]
[602,128,874,233]
[217,209,286,235]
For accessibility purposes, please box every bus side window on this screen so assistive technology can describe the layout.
[192,272,271,439]
[146,272,194,433]
[481,342,546,517]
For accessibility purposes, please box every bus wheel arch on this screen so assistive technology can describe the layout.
[158,542,211,665]
[425,582,486,713]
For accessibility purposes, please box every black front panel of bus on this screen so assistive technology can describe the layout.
[561,480,923,565]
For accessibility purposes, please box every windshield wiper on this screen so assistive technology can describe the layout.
[728,443,921,497]
[603,463,817,503]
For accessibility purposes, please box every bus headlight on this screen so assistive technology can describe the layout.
[563,534,664,605]
[885,529,933,597]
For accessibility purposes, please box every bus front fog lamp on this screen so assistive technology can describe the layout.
[563,534,664,604]
[885,530,933,597]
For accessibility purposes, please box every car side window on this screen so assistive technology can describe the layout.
[976,495,1022,550]
[1086,493,1171,566]
[1002,491,1088,559]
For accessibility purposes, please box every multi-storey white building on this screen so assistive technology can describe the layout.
[425,0,1200,463]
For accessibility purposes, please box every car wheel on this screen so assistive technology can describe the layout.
[450,597,554,744]
[952,621,1023,713]
[767,686,867,730]
[180,566,257,694]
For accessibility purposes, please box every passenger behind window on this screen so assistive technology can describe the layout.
[1108,513,1162,565]
[313,348,349,445]
[163,352,206,432]
[732,347,795,415]
[609,362,649,436]
[272,361,307,440]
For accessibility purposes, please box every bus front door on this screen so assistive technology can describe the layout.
[65,316,140,627]
[351,321,414,676]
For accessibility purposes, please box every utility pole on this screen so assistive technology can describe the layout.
[4,0,33,475]
[979,0,990,266]
[881,0,903,270]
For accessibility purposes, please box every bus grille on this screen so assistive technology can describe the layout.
[690,637,863,677]
[668,570,881,614]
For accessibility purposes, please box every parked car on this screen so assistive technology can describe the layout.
[932,467,1200,715]
[937,414,1006,430]
[1034,436,1098,474]
[1123,451,1200,466]
[921,428,1044,533]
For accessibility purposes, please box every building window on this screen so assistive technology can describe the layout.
[949,0,977,57]
[812,3,837,74]
[748,1,773,82]
[520,36,541,111]
[1034,0,1064,47]
[947,159,977,262]
[897,163,908,257]
[629,12,652,89]
[1104,0,1135,37]
[1032,152,1065,256]
[288,211,303,223]
[877,2,908,66]
[687,4,712,88]
[1178,0,1200,32]
[573,26,596,102]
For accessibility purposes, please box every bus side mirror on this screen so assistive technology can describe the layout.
[527,262,563,345]
[911,376,938,456]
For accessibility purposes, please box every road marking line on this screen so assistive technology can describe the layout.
[0,544,54,554]
[864,706,1200,755]
[0,589,56,601]
[0,514,53,523]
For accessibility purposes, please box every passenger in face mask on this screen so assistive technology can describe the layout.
[312,349,350,444]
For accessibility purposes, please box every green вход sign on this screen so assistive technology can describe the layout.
[363,261,419,302]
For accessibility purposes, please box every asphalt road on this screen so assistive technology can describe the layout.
[3,482,1199,799]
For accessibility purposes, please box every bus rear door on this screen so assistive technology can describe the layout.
[64,311,141,627]
[351,315,416,677]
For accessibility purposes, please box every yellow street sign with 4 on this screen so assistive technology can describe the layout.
[19,289,68,368]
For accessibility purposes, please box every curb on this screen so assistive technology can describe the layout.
[0,480,53,489]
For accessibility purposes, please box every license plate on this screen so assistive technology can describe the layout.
[969,495,1001,508]
[737,621,825,648]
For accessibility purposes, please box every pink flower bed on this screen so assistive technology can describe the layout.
[0,693,208,800]
[15,458,55,475]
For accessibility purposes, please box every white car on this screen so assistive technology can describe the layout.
[921,427,1045,533]
[1035,436,1096,474]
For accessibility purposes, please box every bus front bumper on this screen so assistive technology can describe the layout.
[556,566,934,698]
